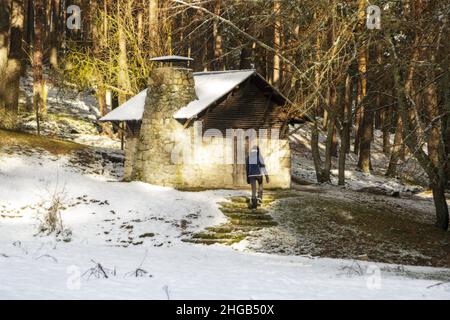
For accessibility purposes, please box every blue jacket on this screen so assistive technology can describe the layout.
[245,147,268,178]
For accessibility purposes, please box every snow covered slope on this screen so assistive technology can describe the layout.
[0,148,449,299]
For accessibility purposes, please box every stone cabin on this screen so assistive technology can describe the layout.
[100,56,295,189]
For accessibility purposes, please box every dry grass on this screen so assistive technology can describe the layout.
[0,129,85,155]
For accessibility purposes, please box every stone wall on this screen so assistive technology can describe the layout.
[126,127,291,189]
[123,135,137,181]
[175,136,291,189]
[131,67,197,185]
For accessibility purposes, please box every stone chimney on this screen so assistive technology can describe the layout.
[131,56,196,186]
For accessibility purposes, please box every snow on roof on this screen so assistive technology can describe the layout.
[100,88,147,121]
[150,55,194,62]
[100,69,279,122]
[174,70,255,119]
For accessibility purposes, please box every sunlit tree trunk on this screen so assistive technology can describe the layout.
[212,0,223,70]
[117,2,131,105]
[1,0,24,129]
[272,0,281,87]
[33,0,46,134]
[338,73,352,185]
[149,0,159,54]
[356,0,371,173]
[49,0,60,70]
[381,102,392,155]
[386,113,403,177]
[0,0,9,78]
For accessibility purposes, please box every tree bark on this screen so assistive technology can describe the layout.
[49,0,60,70]
[390,35,449,230]
[356,19,371,172]
[33,0,46,134]
[117,2,131,105]
[1,0,24,129]
[322,114,335,182]
[0,0,9,78]
[329,86,338,157]
[382,104,392,155]
[386,113,403,177]
[272,0,281,87]
[339,73,352,185]
[149,0,159,55]
[311,117,327,183]
[353,81,362,155]
[212,0,222,70]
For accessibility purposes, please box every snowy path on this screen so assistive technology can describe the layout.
[0,152,449,299]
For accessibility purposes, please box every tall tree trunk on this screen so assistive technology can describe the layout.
[389,33,449,230]
[353,81,362,155]
[33,0,46,134]
[272,0,281,87]
[357,98,373,172]
[311,117,328,183]
[137,8,143,49]
[90,0,111,137]
[1,0,24,129]
[339,73,352,185]
[386,113,403,177]
[311,24,328,184]
[149,0,159,55]
[382,104,392,155]
[329,86,338,157]
[0,0,9,77]
[424,74,440,167]
[356,4,371,173]
[212,0,222,70]
[117,2,131,105]
[49,0,60,70]
[0,0,10,123]
[424,45,449,229]
[322,115,335,182]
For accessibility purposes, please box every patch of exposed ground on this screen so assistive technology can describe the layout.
[0,129,124,179]
[0,129,85,155]
[245,186,450,268]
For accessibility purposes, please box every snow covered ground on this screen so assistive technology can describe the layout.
[1,149,449,299]
[290,123,428,194]
[17,70,122,149]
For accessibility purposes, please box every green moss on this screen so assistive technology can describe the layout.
[175,186,233,192]
[221,212,273,221]
[182,238,243,245]
[192,232,248,240]
[219,207,268,215]
[216,201,249,209]
[206,224,262,233]
[229,219,278,227]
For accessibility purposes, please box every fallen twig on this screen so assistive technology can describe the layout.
[35,254,58,263]
[427,281,450,289]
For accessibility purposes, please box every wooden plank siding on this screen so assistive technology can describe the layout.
[199,78,287,137]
